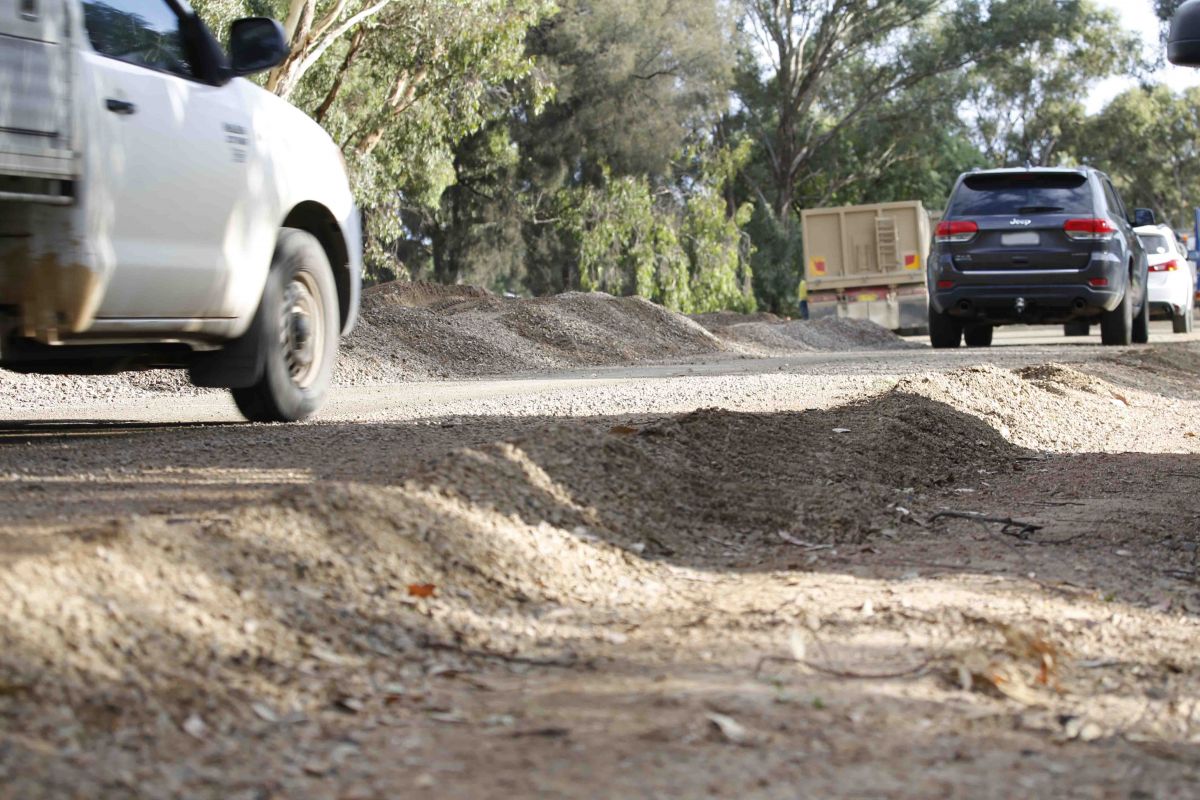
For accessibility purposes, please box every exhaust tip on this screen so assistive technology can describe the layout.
[957,300,973,313]
[1073,298,1088,311]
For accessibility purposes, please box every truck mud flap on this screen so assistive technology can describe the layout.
[187,314,266,389]
[809,288,930,335]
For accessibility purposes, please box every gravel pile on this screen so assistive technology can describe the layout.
[416,390,1021,557]
[691,312,917,354]
[0,282,912,407]
[0,367,208,409]
[336,283,725,384]
[0,385,1021,723]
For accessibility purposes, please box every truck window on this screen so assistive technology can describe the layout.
[949,173,1093,217]
[81,0,193,78]
[19,0,37,20]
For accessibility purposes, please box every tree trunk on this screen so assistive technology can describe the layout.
[314,25,367,124]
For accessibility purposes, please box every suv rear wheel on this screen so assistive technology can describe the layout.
[1100,287,1133,346]
[1132,290,1151,344]
[929,307,963,349]
[964,324,994,348]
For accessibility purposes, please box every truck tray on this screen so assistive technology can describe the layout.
[0,1,76,202]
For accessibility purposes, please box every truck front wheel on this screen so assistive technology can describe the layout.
[232,229,340,423]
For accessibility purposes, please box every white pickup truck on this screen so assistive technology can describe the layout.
[0,0,361,421]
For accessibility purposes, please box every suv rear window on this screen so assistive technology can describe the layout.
[949,173,1093,217]
[1137,233,1172,255]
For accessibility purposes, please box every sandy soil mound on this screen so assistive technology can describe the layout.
[1097,342,1200,400]
[0,391,1015,748]
[897,363,1177,453]
[0,388,1022,713]
[692,312,917,355]
[4,360,1200,796]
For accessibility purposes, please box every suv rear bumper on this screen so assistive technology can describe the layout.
[930,255,1125,324]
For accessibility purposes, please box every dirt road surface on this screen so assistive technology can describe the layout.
[3,319,1200,798]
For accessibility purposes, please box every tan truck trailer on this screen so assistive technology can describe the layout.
[800,201,932,333]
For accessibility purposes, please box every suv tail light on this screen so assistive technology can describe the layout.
[1064,219,1117,241]
[936,220,978,243]
[1150,259,1181,273]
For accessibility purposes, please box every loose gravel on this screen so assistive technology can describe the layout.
[4,292,1200,798]
[1,283,914,409]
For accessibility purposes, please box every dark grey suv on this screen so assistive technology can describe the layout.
[928,167,1152,348]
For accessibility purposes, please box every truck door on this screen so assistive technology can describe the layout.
[77,0,255,320]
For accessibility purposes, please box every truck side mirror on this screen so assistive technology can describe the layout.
[229,18,289,77]
[1170,0,1200,66]
[1133,208,1156,227]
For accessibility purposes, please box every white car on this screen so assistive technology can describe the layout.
[1,0,361,421]
[1135,225,1195,334]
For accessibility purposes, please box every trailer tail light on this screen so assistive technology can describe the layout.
[1150,260,1181,272]
[1088,278,1109,288]
[1064,219,1118,241]
[935,220,979,243]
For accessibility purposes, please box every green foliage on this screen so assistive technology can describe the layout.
[962,0,1145,167]
[1074,85,1200,231]
[1157,0,1186,23]
[557,147,757,314]
[424,0,752,311]
[726,0,1149,311]
[192,0,554,283]
[193,0,1174,315]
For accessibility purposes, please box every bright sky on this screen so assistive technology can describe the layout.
[1087,0,1200,113]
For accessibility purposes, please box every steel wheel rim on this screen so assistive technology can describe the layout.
[279,271,324,390]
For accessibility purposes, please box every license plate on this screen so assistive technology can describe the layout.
[1001,232,1040,246]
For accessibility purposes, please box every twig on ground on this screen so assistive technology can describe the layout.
[927,511,1044,540]
[423,640,588,670]
[753,654,934,681]
[1165,569,1198,582]
[778,531,834,551]
[1078,659,1128,670]
[705,536,743,551]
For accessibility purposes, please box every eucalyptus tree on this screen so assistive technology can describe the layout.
[193,0,553,275]
[1076,85,1200,230]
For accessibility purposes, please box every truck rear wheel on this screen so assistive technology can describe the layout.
[928,307,962,349]
[231,229,339,423]
[1100,288,1133,346]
